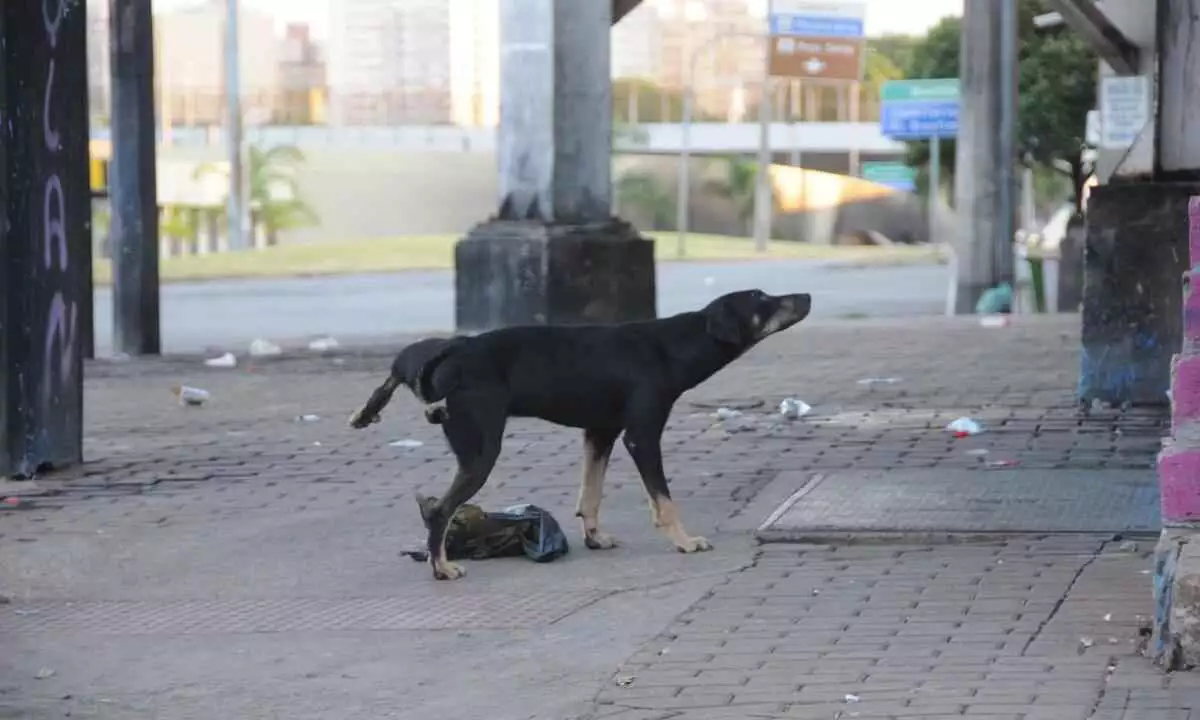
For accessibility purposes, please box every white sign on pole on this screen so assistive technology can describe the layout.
[1099,75,1150,150]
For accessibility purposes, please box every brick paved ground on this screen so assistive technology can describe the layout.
[0,314,1179,719]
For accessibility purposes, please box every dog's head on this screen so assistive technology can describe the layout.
[702,289,812,347]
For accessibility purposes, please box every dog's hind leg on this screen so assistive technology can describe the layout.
[575,428,621,550]
[622,411,712,554]
[423,392,507,580]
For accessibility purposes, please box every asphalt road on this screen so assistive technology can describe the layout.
[92,259,950,355]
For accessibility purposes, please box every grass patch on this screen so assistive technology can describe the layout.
[92,233,943,285]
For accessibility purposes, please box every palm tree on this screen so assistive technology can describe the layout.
[706,156,763,234]
[615,170,675,230]
[197,143,320,248]
[159,204,199,256]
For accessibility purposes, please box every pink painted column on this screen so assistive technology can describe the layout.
[1159,196,1200,524]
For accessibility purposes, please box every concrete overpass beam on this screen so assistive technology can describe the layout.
[1041,0,1140,75]
[454,0,655,331]
[613,0,642,24]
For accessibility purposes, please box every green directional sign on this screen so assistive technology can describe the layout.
[861,162,916,191]
[879,78,961,102]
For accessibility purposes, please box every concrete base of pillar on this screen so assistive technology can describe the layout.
[454,216,657,332]
[1151,528,1200,671]
[1079,183,1196,407]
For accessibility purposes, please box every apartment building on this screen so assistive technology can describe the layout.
[328,0,457,125]
[155,0,282,126]
[279,23,327,125]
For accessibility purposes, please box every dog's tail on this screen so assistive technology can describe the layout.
[348,374,403,429]
[347,338,464,429]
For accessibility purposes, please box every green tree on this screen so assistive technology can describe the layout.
[1018,29,1097,211]
[615,170,675,230]
[901,1,1097,210]
[197,143,320,247]
[867,34,922,75]
[160,205,199,253]
[859,46,907,121]
[706,156,766,234]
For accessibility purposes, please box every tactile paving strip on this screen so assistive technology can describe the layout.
[759,468,1160,539]
[0,590,602,635]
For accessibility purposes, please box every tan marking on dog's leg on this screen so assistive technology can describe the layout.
[429,473,466,581]
[650,497,712,553]
[431,519,465,581]
[576,437,617,550]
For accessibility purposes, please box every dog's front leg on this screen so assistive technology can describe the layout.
[622,420,712,554]
[425,393,506,580]
[576,428,621,550]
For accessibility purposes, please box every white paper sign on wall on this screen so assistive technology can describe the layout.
[1099,75,1150,150]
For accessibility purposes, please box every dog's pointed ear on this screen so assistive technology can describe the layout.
[705,303,744,345]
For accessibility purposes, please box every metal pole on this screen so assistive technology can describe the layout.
[224,0,246,251]
[789,81,802,242]
[847,81,861,177]
[676,89,691,258]
[930,136,941,242]
[752,37,773,253]
[788,80,801,168]
[933,136,954,317]
[676,28,777,255]
[995,0,1018,287]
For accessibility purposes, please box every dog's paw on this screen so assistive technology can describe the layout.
[584,531,619,550]
[348,408,379,429]
[432,560,466,581]
[674,536,713,553]
[423,402,448,425]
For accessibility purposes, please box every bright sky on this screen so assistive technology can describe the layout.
[156,0,963,40]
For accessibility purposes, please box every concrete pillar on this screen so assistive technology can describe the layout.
[1079,184,1193,406]
[109,0,161,356]
[952,0,1017,312]
[1151,196,1200,670]
[0,0,91,476]
[1079,0,1200,408]
[454,0,655,331]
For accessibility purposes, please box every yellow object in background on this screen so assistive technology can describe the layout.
[770,164,899,214]
[89,138,111,193]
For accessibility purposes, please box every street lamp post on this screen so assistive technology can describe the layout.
[676,30,775,259]
[224,0,247,252]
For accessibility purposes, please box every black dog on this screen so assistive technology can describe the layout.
[349,289,812,581]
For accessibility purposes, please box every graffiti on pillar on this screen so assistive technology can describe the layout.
[40,0,78,417]
[1,0,87,475]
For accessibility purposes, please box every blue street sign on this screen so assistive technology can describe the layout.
[768,13,864,38]
[879,79,960,141]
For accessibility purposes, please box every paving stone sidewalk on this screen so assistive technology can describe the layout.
[0,314,1179,719]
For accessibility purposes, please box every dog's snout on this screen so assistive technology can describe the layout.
[783,293,812,316]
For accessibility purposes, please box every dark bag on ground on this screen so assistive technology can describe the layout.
[401,497,570,564]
